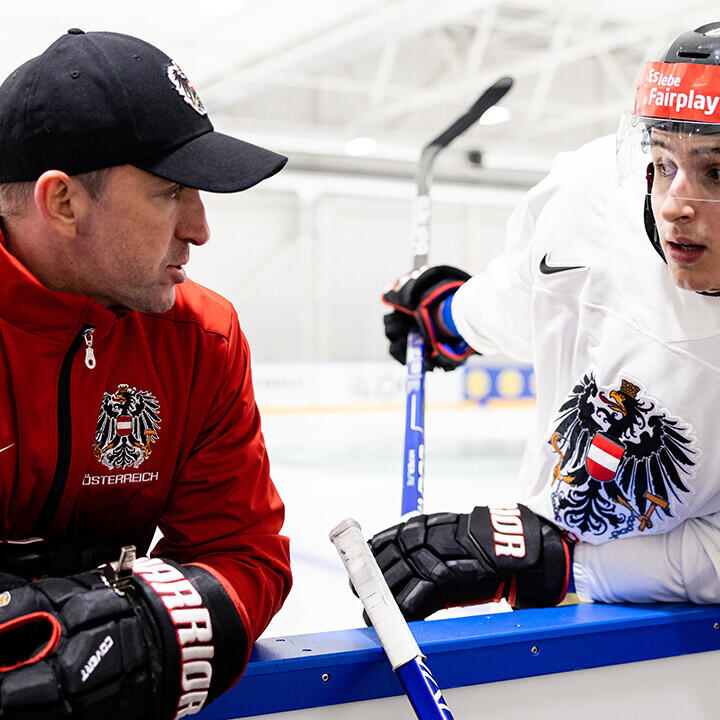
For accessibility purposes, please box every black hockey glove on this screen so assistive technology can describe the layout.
[382,265,475,371]
[0,549,247,720]
[369,504,570,621]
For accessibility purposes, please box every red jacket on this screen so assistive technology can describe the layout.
[0,234,291,654]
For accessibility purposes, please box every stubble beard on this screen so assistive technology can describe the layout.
[127,285,177,314]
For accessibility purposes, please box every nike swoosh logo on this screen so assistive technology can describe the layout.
[540,254,586,275]
[0,443,15,455]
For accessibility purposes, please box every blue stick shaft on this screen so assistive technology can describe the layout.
[402,330,425,517]
[330,520,457,720]
[396,657,455,720]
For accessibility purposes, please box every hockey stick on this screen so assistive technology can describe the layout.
[330,518,455,720]
[402,76,514,518]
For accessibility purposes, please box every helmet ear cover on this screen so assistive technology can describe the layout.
[643,163,665,262]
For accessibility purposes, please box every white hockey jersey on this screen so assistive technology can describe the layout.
[452,134,720,603]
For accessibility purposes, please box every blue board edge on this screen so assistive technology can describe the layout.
[197,603,720,719]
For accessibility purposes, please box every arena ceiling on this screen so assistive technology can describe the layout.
[3,1,719,188]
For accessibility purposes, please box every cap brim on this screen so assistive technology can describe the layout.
[136,130,287,193]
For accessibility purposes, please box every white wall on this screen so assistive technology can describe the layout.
[189,174,522,362]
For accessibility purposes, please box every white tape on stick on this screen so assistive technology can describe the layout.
[329,518,421,670]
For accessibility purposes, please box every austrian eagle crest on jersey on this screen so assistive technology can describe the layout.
[93,385,161,470]
[548,372,698,539]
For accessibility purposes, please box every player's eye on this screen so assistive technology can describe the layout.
[166,185,184,199]
[653,160,676,178]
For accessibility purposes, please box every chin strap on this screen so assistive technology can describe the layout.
[643,192,666,262]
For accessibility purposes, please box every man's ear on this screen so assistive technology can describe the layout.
[33,170,88,238]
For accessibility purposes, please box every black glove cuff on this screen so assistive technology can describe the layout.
[183,564,248,699]
[514,519,570,608]
[465,504,542,575]
[466,505,568,608]
[132,558,248,720]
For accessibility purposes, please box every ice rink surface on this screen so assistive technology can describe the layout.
[258,400,535,638]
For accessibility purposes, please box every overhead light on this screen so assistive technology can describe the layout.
[479,106,512,126]
[345,136,377,157]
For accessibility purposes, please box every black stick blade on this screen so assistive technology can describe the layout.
[426,76,514,151]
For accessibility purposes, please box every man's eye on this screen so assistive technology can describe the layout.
[167,185,183,199]
[707,167,720,182]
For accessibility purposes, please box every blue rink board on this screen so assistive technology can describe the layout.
[197,603,720,718]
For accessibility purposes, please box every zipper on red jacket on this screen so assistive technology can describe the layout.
[34,324,96,536]
[82,327,96,369]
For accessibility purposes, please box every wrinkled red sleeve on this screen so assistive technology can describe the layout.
[153,309,291,654]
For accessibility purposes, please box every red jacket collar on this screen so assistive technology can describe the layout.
[0,229,119,341]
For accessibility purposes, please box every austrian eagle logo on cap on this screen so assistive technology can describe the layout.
[167,60,207,116]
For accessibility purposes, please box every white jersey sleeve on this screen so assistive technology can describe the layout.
[450,134,720,604]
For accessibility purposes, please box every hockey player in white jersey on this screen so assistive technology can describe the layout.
[371,22,720,620]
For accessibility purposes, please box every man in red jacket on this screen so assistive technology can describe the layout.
[0,29,291,720]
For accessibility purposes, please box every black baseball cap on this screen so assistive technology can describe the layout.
[0,29,287,192]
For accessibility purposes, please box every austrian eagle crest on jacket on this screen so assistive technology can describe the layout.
[93,384,161,470]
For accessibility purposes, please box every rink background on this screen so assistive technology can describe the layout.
[253,362,534,638]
